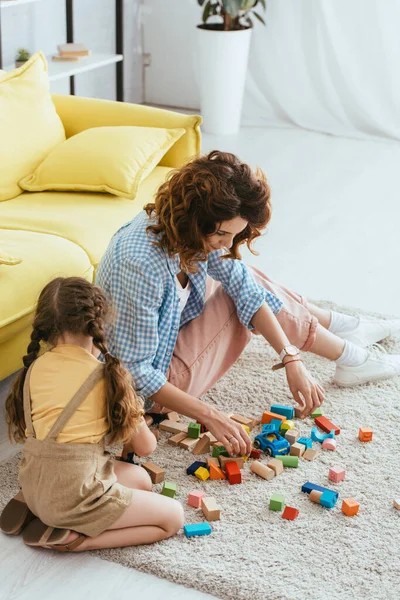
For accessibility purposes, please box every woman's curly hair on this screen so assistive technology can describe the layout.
[144,150,271,273]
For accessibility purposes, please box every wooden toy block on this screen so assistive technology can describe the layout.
[270,405,294,420]
[267,458,284,476]
[192,434,211,455]
[290,442,306,457]
[280,420,294,432]
[342,498,360,517]
[315,415,340,435]
[285,430,300,445]
[201,496,221,521]
[310,407,323,418]
[329,466,346,482]
[319,491,338,509]
[184,522,212,537]
[161,482,176,498]
[250,461,275,480]
[194,466,210,481]
[207,456,220,468]
[225,461,242,484]
[212,445,229,458]
[167,411,180,421]
[269,493,285,511]
[252,417,262,428]
[219,455,245,471]
[358,427,373,442]
[309,490,323,504]
[159,421,188,434]
[188,490,205,508]
[282,506,299,520]
[311,426,335,444]
[188,422,201,439]
[322,438,337,451]
[141,462,165,484]
[301,482,339,500]
[294,407,304,419]
[168,431,188,446]
[250,449,262,459]
[204,431,218,445]
[230,414,254,430]
[393,499,400,510]
[303,448,320,461]
[209,462,226,480]
[151,428,160,441]
[187,461,207,476]
[297,437,312,449]
[275,455,299,468]
[179,437,199,450]
[261,411,286,425]
[144,415,154,427]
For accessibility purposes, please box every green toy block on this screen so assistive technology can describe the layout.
[274,455,299,468]
[270,494,285,511]
[310,407,323,418]
[188,422,201,439]
[212,445,229,458]
[161,482,176,498]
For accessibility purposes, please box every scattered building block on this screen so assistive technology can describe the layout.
[267,458,284,476]
[195,467,210,481]
[188,422,201,439]
[252,417,262,428]
[241,424,251,436]
[187,490,205,508]
[393,499,400,511]
[297,437,312,449]
[322,438,337,451]
[141,462,165,484]
[282,506,299,520]
[280,420,294,432]
[310,407,323,418]
[269,494,285,511]
[225,461,242,484]
[301,482,339,500]
[187,461,207,476]
[196,421,208,434]
[144,415,154,427]
[320,491,338,509]
[311,426,335,444]
[168,431,188,446]
[303,448,320,461]
[315,415,340,435]
[261,411,286,425]
[290,442,306,457]
[309,490,323,504]
[270,419,283,432]
[230,414,254,430]
[274,455,299,468]
[212,445,229,458]
[179,437,199,451]
[270,405,294,420]
[161,482,176,498]
[285,430,300,445]
[151,428,160,441]
[294,407,304,419]
[167,411,180,422]
[192,434,211,455]
[204,431,218,445]
[219,455,245,471]
[358,427,373,442]
[342,498,360,517]
[250,461,275,480]
[159,421,188,434]
[209,462,226,480]
[262,423,280,435]
[207,456,219,468]
[184,523,212,537]
[329,466,346,482]
[201,496,220,521]
[250,448,262,459]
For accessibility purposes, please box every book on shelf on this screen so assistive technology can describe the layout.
[57,43,90,57]
[52,55,81,62]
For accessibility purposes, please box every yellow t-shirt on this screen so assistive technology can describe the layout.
[29,344,108,444]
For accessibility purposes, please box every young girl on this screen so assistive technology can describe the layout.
[1,277,184,551]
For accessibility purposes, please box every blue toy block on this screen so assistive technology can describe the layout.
[301,481,339,500]
[319,491,338,509]
[297,437,312,449]
[262,422,280,435]
[270,405,294,420]
[184,523,212,538]
[311,426,335,444]
[270,419,283,432]
[186,461,207,476]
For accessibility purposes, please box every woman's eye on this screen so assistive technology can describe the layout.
[217,232,225,236]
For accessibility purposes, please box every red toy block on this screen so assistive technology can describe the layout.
[282,506,299,520]
[250,448,261,459]
[315,415,340,435]
[225,461,242,485]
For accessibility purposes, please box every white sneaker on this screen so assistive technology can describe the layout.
[334,345,400,387]
[336,317,400,348]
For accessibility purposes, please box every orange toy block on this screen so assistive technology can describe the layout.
[358,427,373,442]
[225,461,242,484]
[207,456,220,468]
[261,411,286,425]
[209,462,226,480]
[342,498,360,517]
[315,415,340,435]
[192,434,211,455]
[201,496,221,521]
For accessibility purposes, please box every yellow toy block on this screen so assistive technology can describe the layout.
[280,420,294,432]
[194,466,210,481]
[241,424,251,436]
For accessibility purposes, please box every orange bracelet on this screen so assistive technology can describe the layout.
[272,356,302,371]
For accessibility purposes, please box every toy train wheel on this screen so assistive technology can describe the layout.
[253,439,261,450]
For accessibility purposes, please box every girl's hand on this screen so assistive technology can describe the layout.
[284,360,325,417]
[202,408,252,457]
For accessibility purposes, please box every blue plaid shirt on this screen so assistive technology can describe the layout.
[96,211,283,402]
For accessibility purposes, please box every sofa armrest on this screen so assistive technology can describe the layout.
[52,94,202,168]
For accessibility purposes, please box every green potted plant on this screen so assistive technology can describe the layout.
[196,1,266,135]
[15,48,31,68]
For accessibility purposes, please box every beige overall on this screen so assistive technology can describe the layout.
[19,363,133,538]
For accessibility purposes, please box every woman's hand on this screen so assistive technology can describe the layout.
[284,360,325,417]
[202,408,252,456]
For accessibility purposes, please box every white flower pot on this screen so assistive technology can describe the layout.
[196,25,252,135]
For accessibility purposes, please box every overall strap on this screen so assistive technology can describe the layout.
[23,364,36,438]
[46,365,105,441]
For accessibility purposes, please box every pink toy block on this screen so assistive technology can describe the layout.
[187,490,205,508]
[322,438,337,451]
[329,466,346,482]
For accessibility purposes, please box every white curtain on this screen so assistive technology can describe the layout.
[243,0,400,141]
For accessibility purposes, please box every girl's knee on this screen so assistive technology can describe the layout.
[134,467,152,491]
[165,501,184,536]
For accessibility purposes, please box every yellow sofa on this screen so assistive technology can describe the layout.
[0,94,201,380]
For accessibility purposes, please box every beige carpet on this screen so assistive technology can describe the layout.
[1,302,400,600]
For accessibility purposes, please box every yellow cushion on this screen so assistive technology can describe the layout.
[0,246,22,266]
[0,52,66,202]
[20,125,185,200]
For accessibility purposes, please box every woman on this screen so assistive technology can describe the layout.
[96,151,400,456]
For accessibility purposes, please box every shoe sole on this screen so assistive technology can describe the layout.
[334,370,400,387]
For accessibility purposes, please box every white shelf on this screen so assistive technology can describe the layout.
[0,0,44,8]
[5,53,123,81]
